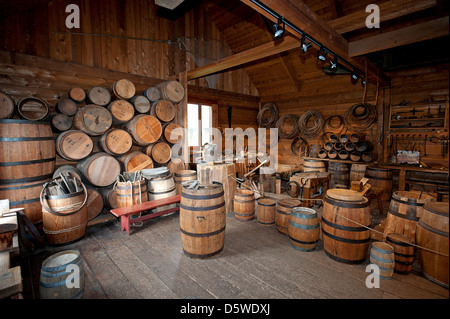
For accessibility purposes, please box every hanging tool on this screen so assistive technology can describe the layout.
[424,134,428,156]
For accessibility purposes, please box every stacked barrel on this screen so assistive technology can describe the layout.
[318,132,376,163]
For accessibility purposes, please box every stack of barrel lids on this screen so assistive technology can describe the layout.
[318,132,376,163]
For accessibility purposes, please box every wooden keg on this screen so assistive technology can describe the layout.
[17,97,50,121]
[99,186,117,210]
[234,189,255,221]
[142,142,172,164]
[74,104,113,136]
[116,179,148,208]
[338,150,349,160]
[143,86,161,102]
[256,198,276,226]
[53,165,82,180]
[151,100,176,123]
[356,141,373,152]
[147,173,177,213]
[369,242,395,280]
[0,91,15,119]
[350,151,361,162]
[107,100,135,124]
[276,198,301,234]
[386,233,415,274]
[180,182,225,259]
[130,95,151,114]
[303,159,326,172]
[167,158,186,174]
[322,189,371,264]
[318,149,328,159]
[328,162,349,188]
[350,133,365,143]
[344,142,356,152]
[119,151,154,172]
[365,167,393,200]
[157,80,185,104]
[416,202,449,288]
[40,250,84,299]
[77,152,120,187]
[85,186,104,222]
[327,149,338,159]
[69,87,86,103]
[0,119,55,223]
[51,113,72,132]
[362,152,376,163]
[97,129,133,156]
[384,190,435,240]
[86,86,111,106]
[112,79,136,100]
[56,130,94,161]
[288,207,320,251]
[324,141,333,151]
[57,98,78,117]
[174,170,197,195]
[350,164,367,183]
[333,142,344,151]
[123,114,162,146]
[339,134,349,143]
[162,123,183,144]
[329,134,339,143]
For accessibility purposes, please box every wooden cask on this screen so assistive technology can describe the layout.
[157,80,185,104]
[123,114,162,146]
[350,133,365,143]
[338,150,349,160]
[365,167,393,200]
[143,87,161,102]
[86,86,111,106]
[40,250,84,299]
[116,179,148,208]
[288,207,320,251]
[234,189,255,221]
[53,165,82,180]
[174,170,197,195]
[339,133,349,143]
[119,151,154,172]
[180,182,225,259]
[344,142,355,152]
[276,198,301,234]
[386,233,415,274]
[328,162,349,188]
[57,98,78,117]
[41,179,87,215]
[97,129,133,156]
[150,100,176,123]
[130,95,151,114]
[0,91,16,119]
[56,130,94,161]
[107,100,135,124]
[350,164,367,183]
[147,174,177,213]
[384,190,435,240]
[17,97,49,121]
[322,189,371,264]
[303,159,326,172]
[99,186,117,209]
[143,142,171,164]
[69,87,86,103]
[51,113,72,132]
[85,186,104,222]
[327,149,338,159]
[162,123,183,144]
[74,104,113,136]
[112,79,135,100]
[350,151,361,162]
[318,149,328,159]
[369,242,395,280]
[167,158,186,174]
[77,152,120,187]
[256,198,276,226]
[0,119,55,223]
[416,202,449,288]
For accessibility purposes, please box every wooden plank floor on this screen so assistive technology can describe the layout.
[19,201,448,300]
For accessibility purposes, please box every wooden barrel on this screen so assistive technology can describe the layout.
[344,142,355,152]
[162,123,183,144]
[350,151,361,162]
[51,113,73,132]
[167,158,186,174]
[288,207,320,251]
[41,180,87,215]
[318,149,328,159]
[234,189,255,221]
[85,186,104,222]
[350,164,367,183]
[350,133,365,143]
[0,91,16,119]
[329,134,339,143]
[0,119,55,223]
[180,182,225,259]
[362,152,376,163]
[338,150,349,160]
[147,173,177,213]
[116,179,148,208]
[256,198,276,226]
[303,159,326,172]
[122,114,162,146]
[386,233,415,274]
[130,95,151,114]
[74,104,113,136]
[53,165,82,180]
[86,86,111,106]
[365,167,393,200]
[369,242,395,280]
[324,142,333,151]
[69,87,86,103]
[356,141,373,152]
[322,189,371,264]
[119,151,154,172]
[157,80,185,104]
[416,202,449,288]
[97,129,133,156]
[17,97,50,121]
[107,100,135,124]
[174,170,197,195]
[40,250,84,299]
[56,130,94,161]
[339,134,349,143]
[333,142,344,151]
[143,87,161,102]
[112,79,135,100]
[327,149,338,159]
[384,190,435,240]
[276,198,301,234]
[77,152,120,187]
[57,98,78,117]
[142,142,172,164]
[99,186,117,210]
[150,100,176,123]
[328,162,349,188]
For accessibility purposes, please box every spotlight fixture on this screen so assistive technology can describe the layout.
[351,69,360,82]
[273,17,285,39]
[317,46,327,61]
[301,36,312,53]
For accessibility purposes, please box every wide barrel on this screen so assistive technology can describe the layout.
[276,198,301,234]
[369,242,395,280]
[0,119,55,223]
[180,182,226,259]
[365,167,392,200]
[302,159,326,172]
[233,189,255,221]
[328,162,349,188]
[288,207,320,251]
[349,164,367,183]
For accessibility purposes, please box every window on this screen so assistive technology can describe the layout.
[187,103,214,147]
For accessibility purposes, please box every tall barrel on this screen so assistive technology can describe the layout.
[302,159,326,172]
[328,162,349,188]
[369,242,395,280]
[174,170,197,194]
[116,179,148,208]
[55,130,94,161]
[40,250,84,299]
[74,104,112,136]
[147,173,177,213]
[365,167,392,200]
[322,189,371,264]
[386,233,415,274]
[180,182,225,259]
[288,207,320,252]
[77,152,120,187]
[0,119,55,223]
[416,202,449,288]
[384,190,435,241]
[123,114,162,146]
[256,198,276,226]
[157,80,185,104]
[350,164,366,183]
[233,189,255,221]
[276,198,301,234]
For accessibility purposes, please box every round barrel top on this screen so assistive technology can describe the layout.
[69,87,86,103]
[51,113,72,131]
[386,233,414,244]
[104,129,132,154]
[80,104,113,135]
[161,81,185,103]
[371,241,394,253]
[113,79,136,100]
[57,98,78,116]
[424,202,449,217]
[151,142,171,163]
[257,198,276,206]
[87,86,111,106]
[392,190,435,202]
[86,153,120,186]
[123,152,154,171]
[131,95,151,113]
[144,87,161,102]
[326,189,364,202]
[59,130,93,160]
[134,115,162,144]
[108,99,135,122]
[153,100,175,122]
[278,198,301,208]
[175,170,197,177]
[167,158,186,174]
[164,123,183,143]
[42,250,80,270]
[235,189,254,196]
[0,91,15,119]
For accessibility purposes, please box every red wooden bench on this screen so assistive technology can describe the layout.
[110,194,181,235]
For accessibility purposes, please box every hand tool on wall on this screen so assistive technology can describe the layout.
[424,134,428,156]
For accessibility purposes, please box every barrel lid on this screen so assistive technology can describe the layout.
[424,202,449,217]
[326,189,364,202]
[278,198,301,207]
[257,198,275,206]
